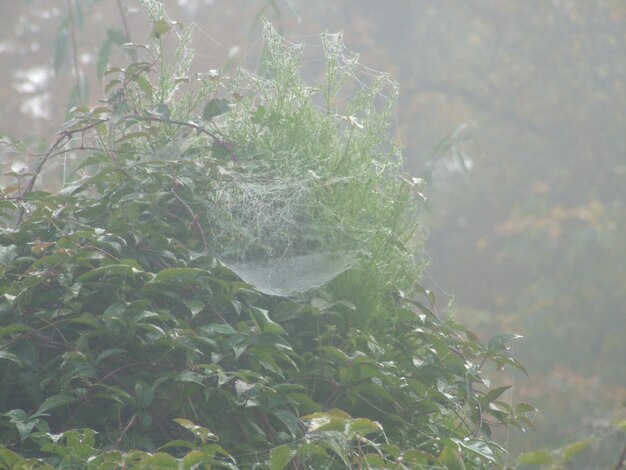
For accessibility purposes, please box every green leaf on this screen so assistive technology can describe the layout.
[181,450,206,469]
[248,306,286,335]
[488,333,523,351]
[496,355,529,377]
[153,267,208,283]
[106,28,128,45]
[319,346,349,364]
[76,264,141,282]
[66,77,89,110]
[134,381,155,408]
[136,75,154,100]
[183,298,204,317]
[96,384,137,406]
[302,409,351,433]
[401,449,432,464]
[14,420,39,441]
[159,439,195,451]
[272,409,301,438]
[34,393,75,417]
[515,402,537,414]
[269,444,292,470]
[614,420,626,432]
[151,19,171,38]
[153,103,170,120]
[175,371,206,386]
[357,454,387,467]
[0,245,17,265]
[439,445,465,470]
[0,351,22,365]
[174,418,217,444]
[294,442,329,459]
[200,324,236,336]
[95,348,127,365]
[380,444,401,459]
[353,382,395,405]
[97,37,114,79]
[84,450,124,467]
[347,418,382,436]
[0,447,23,467]
[486,385,511,402]
[115,131,152,145]
[561,439,592,463]
[0,324,31,337]
[202,98,231,120]
[72,0,84,28]
[139,452,178,467]
[53,22,69,73]
[200,443,232,459]
[457,439,494,463]
[517,450,554,465]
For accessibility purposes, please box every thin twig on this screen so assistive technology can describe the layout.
[355,392,393,417]
[116,0,131,42]
[98,360,180,386]
[112,414,137,450]
[615,443,626,470]
[118,114,236,160]
[22,120,107,197]
[170,170,209,252]
[66,0,83,103]
[40,145,102,162]
[472,394,484,437]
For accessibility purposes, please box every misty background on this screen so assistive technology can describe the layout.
[1,0,625,464]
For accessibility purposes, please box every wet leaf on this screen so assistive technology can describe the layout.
[269,444,292,470]
[203,98,231,120]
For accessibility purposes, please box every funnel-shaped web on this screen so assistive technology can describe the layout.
[209,168,356,296]
[222,252,355,297]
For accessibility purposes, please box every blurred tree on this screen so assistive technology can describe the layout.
[1,0,625,465]
[309,0,626,463]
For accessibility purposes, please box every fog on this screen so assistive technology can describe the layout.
[1,1,624,465]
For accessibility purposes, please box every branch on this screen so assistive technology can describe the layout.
[22,120,108,197]
[112,414,137,450]
[118,114,237,160]
[116,0,131,42]
[170,171,209,252]
[66,0,83,103]
[615,443,626,470]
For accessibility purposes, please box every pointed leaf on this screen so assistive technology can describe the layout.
[203,98,231,120]
[139,452,178,467]
[439,445,465,470]
[515,403,537,415]
[347,418,382,436]
[0,351,22,366]
[0,245,17,265]
[270,444,292,470]
[35,394,75,416]
[53,22,69,73]
[95,348,127,365]
[486,385,511,402]
[561,439,592,463]
[488,333,523,351]
[153,103,170,120]
[151,20,171,38]
[517,450,554,465]
[97,37,114,79]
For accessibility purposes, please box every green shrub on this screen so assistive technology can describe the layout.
[0,2,531,468]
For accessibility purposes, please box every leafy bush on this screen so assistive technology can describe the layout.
[0,2,531,468]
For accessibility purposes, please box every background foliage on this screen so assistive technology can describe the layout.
[1,0,625,468]
[0,2,537,468]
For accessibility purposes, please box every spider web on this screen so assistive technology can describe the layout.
[209,168,356,297]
